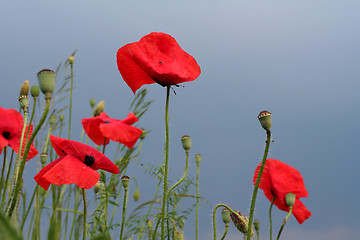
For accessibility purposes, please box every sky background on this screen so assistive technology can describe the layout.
[1,0,360,239]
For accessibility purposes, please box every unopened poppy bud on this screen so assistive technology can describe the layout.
[40,153,48,165]
[147,220,153,229]
[140,129,147,140]
[195,154,202,165]
[181,135,191,151]
[121,175,130,188]
[30,85,40,98]
[230,210,254,237]
[253,219,260,232]
[89,98,96,109]
[68,55,74,65]
[94,181,101,193]
[173,228,183,240]
[37,69,56,96]
[49,115,57,125]
[94,100,104,117]
[221,208,231,224]
[285,193,296,207]
[18,95,29,110]
[258,111,272,131]
[59,114,64,122]
[20,80,30,96]
[133,188,140,202]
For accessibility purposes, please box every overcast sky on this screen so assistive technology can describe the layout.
[1,1,360,239]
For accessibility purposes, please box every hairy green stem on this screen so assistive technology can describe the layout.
[68,62,74,140]
[269,196,276,240]
[247,130,271,240]
[220,224,229,240]
[1,150,14,210]
[82,188,87,240]
[195,157,200,240]
[276,207,292,240]
[21,185,38,231]
[160,86,171,240]
[212,204,237,240]
[14,109,28,180]
[120,186,128,240]
[0,147,7,198]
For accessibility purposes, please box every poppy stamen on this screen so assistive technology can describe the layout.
[2,131,10,140]
[84,155,95,167]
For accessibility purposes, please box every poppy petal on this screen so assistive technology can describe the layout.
[121,113,138,125]
[99,121,142,148]
[8,124,38,161]
[41,154,100,189]
[0,137,9,154]
[82,117,110,146]
[34,156,64,190]
[292,199,312,224]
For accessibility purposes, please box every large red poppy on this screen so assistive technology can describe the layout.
[117,32,201,93]
[34,135,119,190]
[82,112,142,148]
[0,107,38,160]
[253,159,311,224]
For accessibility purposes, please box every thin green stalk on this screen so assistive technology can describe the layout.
[220,224,229,240]
[69,187,81,240]
[276,207,293,240]
[0,147,7,196]
[82,188,87,240]
[167,149,189,197]
[269,196,276,240]
[1,150,14,210]
[195,156,200,240]
[120,186,129,240]
[14,109,28,180]
[160,86,171,240]
[26,96,37,144]
[68,62,74,140]
[21,185,38,231]
[247,130,271,240]
[102,137,107,154]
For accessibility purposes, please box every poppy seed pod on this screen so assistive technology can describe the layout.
[89,98,96,109]
[18,95,29,110]
[258,111,272,131]
[133,188,140,202]
[195,154,202,165]
[68,56,74,65]
[93,101,105,117]
[121,175,130,188]
[94,181,101,193]
[253,220,260,232]
[30,85,40,98]
[181,135,191,151]
[40,153,48,165]
[20,80,30,96]
[37,69,56,95]
[221,208,231,224]
[59,114,64,122]
[285,193,296,207]
[49,115,57,125]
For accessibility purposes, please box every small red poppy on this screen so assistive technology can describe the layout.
[0,107,38,160]
[117,32,201,93]
[82,112,142,148]
[253,159,311,224]
[34,135,119,190]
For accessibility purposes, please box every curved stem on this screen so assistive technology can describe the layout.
[160,86,171,240]
[167,150,189,196]
[247,130,271,240]
[220,224,229,240]
[276,207,292,240]
[195,158,200,240]
[269,196,276,240]
[68,63,74,140]
[8,100,51,217]
[213,204,236,240]
[120,186,128,240]
[82,188,87,240]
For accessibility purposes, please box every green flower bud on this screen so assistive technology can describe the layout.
[121,175,130,188]
[18,96,29,111]
[40,153,48,165]
[68,55,74,65]
[133,188,140,202]
[258,110,272,131]
[30,85,40,98]
[195,154,202,165]
[94,181,101,193]
[221,208,231,224]
[173,228,183,240]
[59,114,64,122]
[253,219,260,232]
[147,220,153,229]
[37,69,56,96]
[181,135,191,151]
[93,100,104,117]
[49,115,57,125]
[285,193,296,207]
[89,98,96,109]
[140,129,147,140]
[20,80,30,96]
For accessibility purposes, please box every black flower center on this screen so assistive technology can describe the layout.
[2,131,10,140]
[104,121,110,123]
[84,155,95,167]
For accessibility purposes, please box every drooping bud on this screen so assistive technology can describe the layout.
[30,85,40,98]
[20,80,30,96]
[221,208,231,224]
[285,193,296,207]
[230,210,254,237]
[181,135,191,151]
[195,154,202,165]
[49,115,57,125]
[40,153,48,165]
[68,55,75,65]
[94,181,101,193]
[258,110,272,131]
[93,100,104,117]
[89,98,96,109]
[173,227,183,240]
[253,219,260,232]
[121,175,130,188]
[133,188,140,202]
[37,69,56,97]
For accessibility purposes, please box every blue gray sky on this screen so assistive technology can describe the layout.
[1,1,360,239]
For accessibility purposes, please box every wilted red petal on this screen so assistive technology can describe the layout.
[82,117,110,146]
[41,155,100,189]
[117,32,201,93]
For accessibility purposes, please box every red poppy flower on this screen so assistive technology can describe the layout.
[117,32,201,93]
[34,135,119,190]
[253,159,311,224]
[0,107,38,160]
[82,112,142,148]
